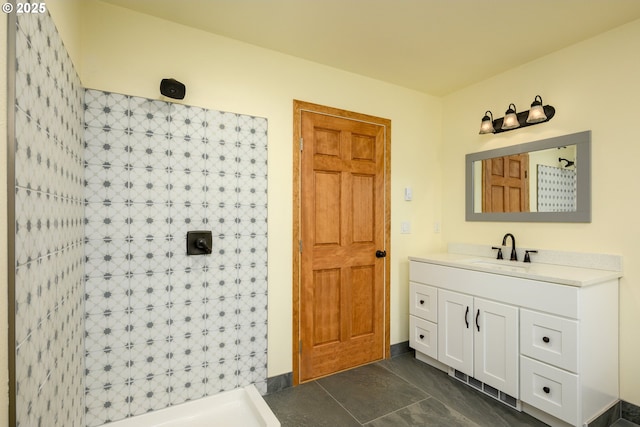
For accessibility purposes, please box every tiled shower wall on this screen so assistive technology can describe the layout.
[82,90,268,425]
[13,11,86,427]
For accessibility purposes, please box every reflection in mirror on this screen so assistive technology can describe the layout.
[473,145,578,213]
[466,131,591,223]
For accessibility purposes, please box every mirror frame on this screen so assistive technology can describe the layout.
[465,130,591,222]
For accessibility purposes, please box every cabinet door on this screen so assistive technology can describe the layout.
[474,298,519,397]
[438,289,473,375]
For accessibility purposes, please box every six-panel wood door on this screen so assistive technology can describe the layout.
[298,109,386,382]
[482,154,530,212]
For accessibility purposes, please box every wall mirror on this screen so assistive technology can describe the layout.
[466,130,591,222]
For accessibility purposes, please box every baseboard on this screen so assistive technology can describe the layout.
[622,400,640,424]
[390,340,411,358]
[266,372,292,394]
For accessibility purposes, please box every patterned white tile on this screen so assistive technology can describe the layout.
[81,88,268,424]
[13,10,85,427]
[128,97,172,136]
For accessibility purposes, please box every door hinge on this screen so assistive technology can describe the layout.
[299,240,302,253]
[299,137,304,151]
[299,340,302,354]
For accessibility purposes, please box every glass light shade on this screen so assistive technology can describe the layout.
[479,111,495,134]
[501,104,520,130]
[526,96,547,123]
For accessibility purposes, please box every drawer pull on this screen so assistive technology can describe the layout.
[543,386,550,394]
[542,336,550,343]
[419,334,424,340]
[419,300,425,305]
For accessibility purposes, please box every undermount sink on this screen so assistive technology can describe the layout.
[466,259,530,272]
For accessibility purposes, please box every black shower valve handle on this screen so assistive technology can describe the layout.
[196,238,211,253]
[491,246,503,260]
[186,231,213,255]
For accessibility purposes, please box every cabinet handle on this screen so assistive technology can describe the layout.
[475,309,480,331]
[419,334,424,340]
[419,300,425,305]
[543,386,550,394]
[542,336,550,343]
[465,306,470,328]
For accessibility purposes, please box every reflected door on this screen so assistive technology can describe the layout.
[482,154,530,212]
[299,110,386,382]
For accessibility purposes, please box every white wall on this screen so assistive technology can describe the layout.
[442,18,640,406]
[76,0,443,378]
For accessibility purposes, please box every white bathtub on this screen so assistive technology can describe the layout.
[105,385,281,427]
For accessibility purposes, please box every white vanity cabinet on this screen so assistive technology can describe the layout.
[409,255,620,427]
[437,288,519,398]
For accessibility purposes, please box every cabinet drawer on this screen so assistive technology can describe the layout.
[520,356,579,425]
[409,315,438,359]
[520,309,578,373]
[409,282,437,322]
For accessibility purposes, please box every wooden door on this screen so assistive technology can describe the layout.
[438,290,474,376]
[482,154,530,212]
[293,101,390,383]
[473,298,519,397]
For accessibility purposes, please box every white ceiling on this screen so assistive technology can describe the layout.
[99,0,640,96]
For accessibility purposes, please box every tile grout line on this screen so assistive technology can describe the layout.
[314,380,368,426]
[376,358,434,398]
[359,396,434,426]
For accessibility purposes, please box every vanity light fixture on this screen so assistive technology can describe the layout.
[526,95,547,123]
[501,103,520,130]
[479,111,495,134]
[479,95,555,134]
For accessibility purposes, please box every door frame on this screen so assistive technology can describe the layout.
[292,100,391,385]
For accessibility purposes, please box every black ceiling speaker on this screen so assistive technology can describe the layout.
[160,78,186,100]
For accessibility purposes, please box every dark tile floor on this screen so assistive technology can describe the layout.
[265,352,637,427]
[264,352,549,427]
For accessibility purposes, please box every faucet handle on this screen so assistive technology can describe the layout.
[524,250,538,263]
[491,246,503,260]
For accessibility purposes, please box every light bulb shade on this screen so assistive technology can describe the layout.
[479,111,495,134]
[501,104,520,130]
[526,95,547,123]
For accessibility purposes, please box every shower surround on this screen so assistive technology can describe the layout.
[11,7,268,427]
[82,90,268,426]
[12,11,86,427]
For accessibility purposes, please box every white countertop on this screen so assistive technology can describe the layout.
[409,252,622,287]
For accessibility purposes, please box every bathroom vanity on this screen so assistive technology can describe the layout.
[409,245,622,427]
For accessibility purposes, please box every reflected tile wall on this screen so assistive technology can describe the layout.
[13,11,86,427]
[83,90,268,426]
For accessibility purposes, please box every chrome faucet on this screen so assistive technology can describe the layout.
[502,233,517,261]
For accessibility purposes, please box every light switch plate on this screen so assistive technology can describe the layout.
[404,187,413,201]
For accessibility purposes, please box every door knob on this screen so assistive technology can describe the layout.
[375,250,387,258]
